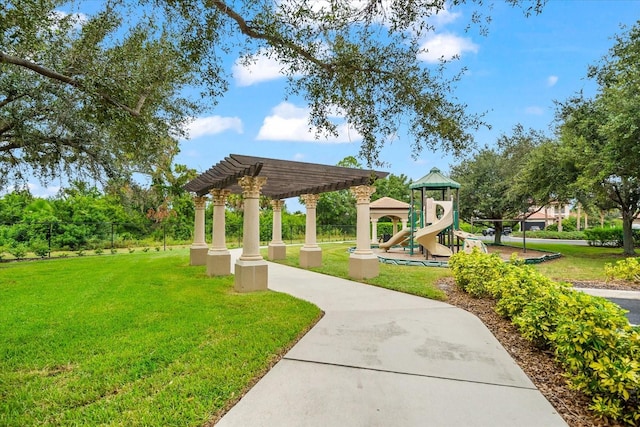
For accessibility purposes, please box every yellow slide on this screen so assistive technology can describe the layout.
[415,201,454,257]
[378,228,411,251]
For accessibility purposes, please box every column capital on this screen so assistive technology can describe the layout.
[193,195,207,209]
[300,193,320,208]
[209,188,231,205]
[350,185,376,204]
[238,176,267,198]
[270,199,285,211]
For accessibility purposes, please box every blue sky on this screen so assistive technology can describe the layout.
[29,1,640,209]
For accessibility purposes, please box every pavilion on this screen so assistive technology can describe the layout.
[184,154,388,292]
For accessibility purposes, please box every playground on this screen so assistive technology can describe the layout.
[369,167,559,266]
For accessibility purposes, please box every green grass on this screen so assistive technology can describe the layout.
[265,243,449,300]
[520,242,629,281]
[0,250,320,426]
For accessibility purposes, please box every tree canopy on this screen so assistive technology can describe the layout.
[2,0,544,191]
[546,22,640,255]
[450,124,547,243]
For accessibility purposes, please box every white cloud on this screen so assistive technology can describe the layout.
[233,54,286,87]
[417,33,478,63]
[525,106,545,115]
[27,183,60,198]
[185,116,243,140]
[547,75,559,87]
[256,102,360,143]
[292,153,306,161]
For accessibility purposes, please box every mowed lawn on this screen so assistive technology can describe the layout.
[0,250,320,426]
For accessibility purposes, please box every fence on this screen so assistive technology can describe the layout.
[0,221,356,258]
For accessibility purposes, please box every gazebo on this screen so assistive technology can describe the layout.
[369,197,410,243]
[408,167,460,255]
[184,154,388,292]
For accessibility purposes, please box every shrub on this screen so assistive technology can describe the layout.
[584,227,625,247]
[94,248,104,255]
[30,240,50,258]
[8,243,27,259]
[605,257,640,284]
[449,251,640,423]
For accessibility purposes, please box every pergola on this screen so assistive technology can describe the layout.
[184,154,388,292]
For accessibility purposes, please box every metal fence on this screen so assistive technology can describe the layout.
[0,221,357,257]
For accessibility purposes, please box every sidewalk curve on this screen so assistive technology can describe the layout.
[217,251,566,427]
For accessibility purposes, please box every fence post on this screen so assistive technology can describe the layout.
[163,223,167,251]
[111,223,115,249]
[48,222,52,257]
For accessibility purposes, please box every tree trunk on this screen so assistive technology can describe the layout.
[493,222,503,245]
[621,210,636,256]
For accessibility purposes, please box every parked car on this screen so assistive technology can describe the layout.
[502,226,512,235]
[529,225,541,231]
[482,227,495,236]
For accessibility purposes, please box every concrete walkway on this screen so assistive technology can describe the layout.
[217,250,566,426]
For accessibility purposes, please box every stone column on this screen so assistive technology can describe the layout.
[371,218,379,244]
[190,195,208,266]
[268,199,286,260]
[401,219,408,230]
[207,189,231,276]
[299,193,322,268]
[234,176,268,292]
[349,185,379,279]
[392,219,399,235]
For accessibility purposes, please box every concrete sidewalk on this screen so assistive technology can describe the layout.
[216,251,566,426]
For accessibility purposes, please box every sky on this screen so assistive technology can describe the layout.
[29,1,640,211]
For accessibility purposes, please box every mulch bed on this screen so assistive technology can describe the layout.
[436,277,636,427]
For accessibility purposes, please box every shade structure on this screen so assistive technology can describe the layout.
[184,154,389,198]
[409,167,460,190]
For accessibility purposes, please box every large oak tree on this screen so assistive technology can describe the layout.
[2,0,544,190]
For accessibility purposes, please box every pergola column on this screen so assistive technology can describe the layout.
[371,218,379,244]
[300,193,322,268]
[235,176,268,292]
[190,195,208,266]
[207,189,231,276]
[401,219,408,230]
[349,185,379,279]
[392,219,399,235]
[268,199,286,260]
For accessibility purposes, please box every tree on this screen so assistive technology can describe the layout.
[1,1,201,188]
[450,125,547,243]
[372,173,411,203]
[2,0,545,190]
[550,23,640,255]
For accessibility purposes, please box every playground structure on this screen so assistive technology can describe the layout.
[377,167,487,260]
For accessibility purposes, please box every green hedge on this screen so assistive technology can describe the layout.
[584,227,640,247]
[449,250,640,424]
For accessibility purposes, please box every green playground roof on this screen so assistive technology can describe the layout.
[409,167,460,190]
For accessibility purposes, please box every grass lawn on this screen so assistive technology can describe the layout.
[0,250,320,426]
[518,242,629,282]
[264,243,449,300]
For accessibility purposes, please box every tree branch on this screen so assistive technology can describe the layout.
[211,0,335,73]
[1,51,147,117]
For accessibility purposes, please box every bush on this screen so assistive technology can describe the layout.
[585,227,624,247]
[450,251,640,423]
[8,243,27,259]
[30,240,50,258]
[605,257,640,284]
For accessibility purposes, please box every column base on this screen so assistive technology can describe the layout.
[234,259,268,293]
[268,243,287,260]
[206,250,231,276]
[300,246,322,268]
[349,252,380,279]
[190,246,208,266]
